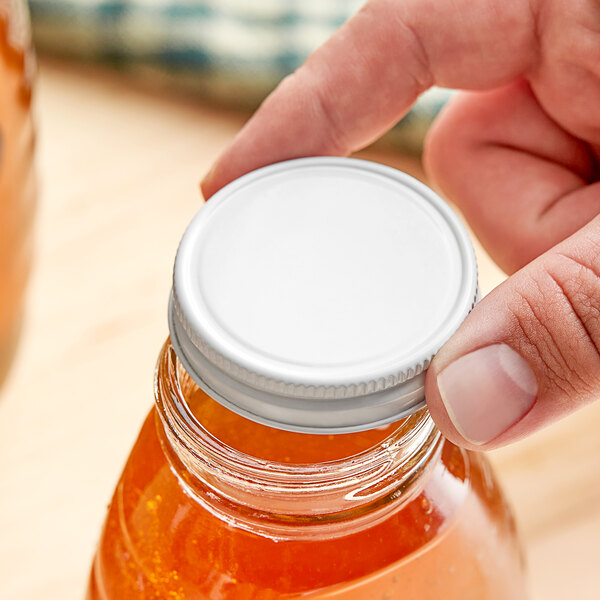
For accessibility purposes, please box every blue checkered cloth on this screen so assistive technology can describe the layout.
[29,0,452,151]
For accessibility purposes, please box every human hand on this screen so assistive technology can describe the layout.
[200,0,600,450]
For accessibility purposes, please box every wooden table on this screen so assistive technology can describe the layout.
[1,59,599,599]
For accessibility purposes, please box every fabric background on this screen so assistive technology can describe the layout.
[28,0,453,151]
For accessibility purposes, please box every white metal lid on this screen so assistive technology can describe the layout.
[169,157,477,433]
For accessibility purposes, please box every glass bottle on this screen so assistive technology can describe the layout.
[88,341,526,599]
[87,158,527,598]
[0,0,36,387]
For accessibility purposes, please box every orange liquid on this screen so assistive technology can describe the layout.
[88,361,526,599]
[188,389,398,464]
[0,10,35,386]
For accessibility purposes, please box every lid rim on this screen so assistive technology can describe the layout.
[170,299,428,434]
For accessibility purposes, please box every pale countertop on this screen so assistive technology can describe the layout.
[1,58,599,600]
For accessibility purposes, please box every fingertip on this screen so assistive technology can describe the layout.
[200,166,218,201]
[426,343,539,451]
[424,366,482,451]
[200,149,247,200]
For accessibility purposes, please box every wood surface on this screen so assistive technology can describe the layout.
[1,58,599,599]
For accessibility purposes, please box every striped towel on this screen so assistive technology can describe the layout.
[29,0,452,152]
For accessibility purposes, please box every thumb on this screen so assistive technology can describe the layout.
[425,215,600,450]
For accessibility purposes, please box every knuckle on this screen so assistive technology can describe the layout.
[507,286,578,398]
[284,66,350,156]
[506,256,600,399]
[552,251,600,348]
[311,84,350,155]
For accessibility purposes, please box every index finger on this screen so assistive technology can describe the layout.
[201,0,538,198]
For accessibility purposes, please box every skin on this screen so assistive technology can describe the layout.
[200,0,600,450]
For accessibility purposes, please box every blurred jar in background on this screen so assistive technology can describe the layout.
[0,0,36,387]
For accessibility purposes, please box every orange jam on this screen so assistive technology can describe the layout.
[189,387,397,463]
[87,342,527,599]
[0,5,35,386]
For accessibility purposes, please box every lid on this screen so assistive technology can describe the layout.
[169,157,477,434]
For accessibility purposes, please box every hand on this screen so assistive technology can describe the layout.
[200,0,600,449]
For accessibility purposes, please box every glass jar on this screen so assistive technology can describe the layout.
[0,0,35,387]
[87,340,526,599]
[87,158,527,598]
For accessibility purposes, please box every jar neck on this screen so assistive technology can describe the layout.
[155,340,443,540]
